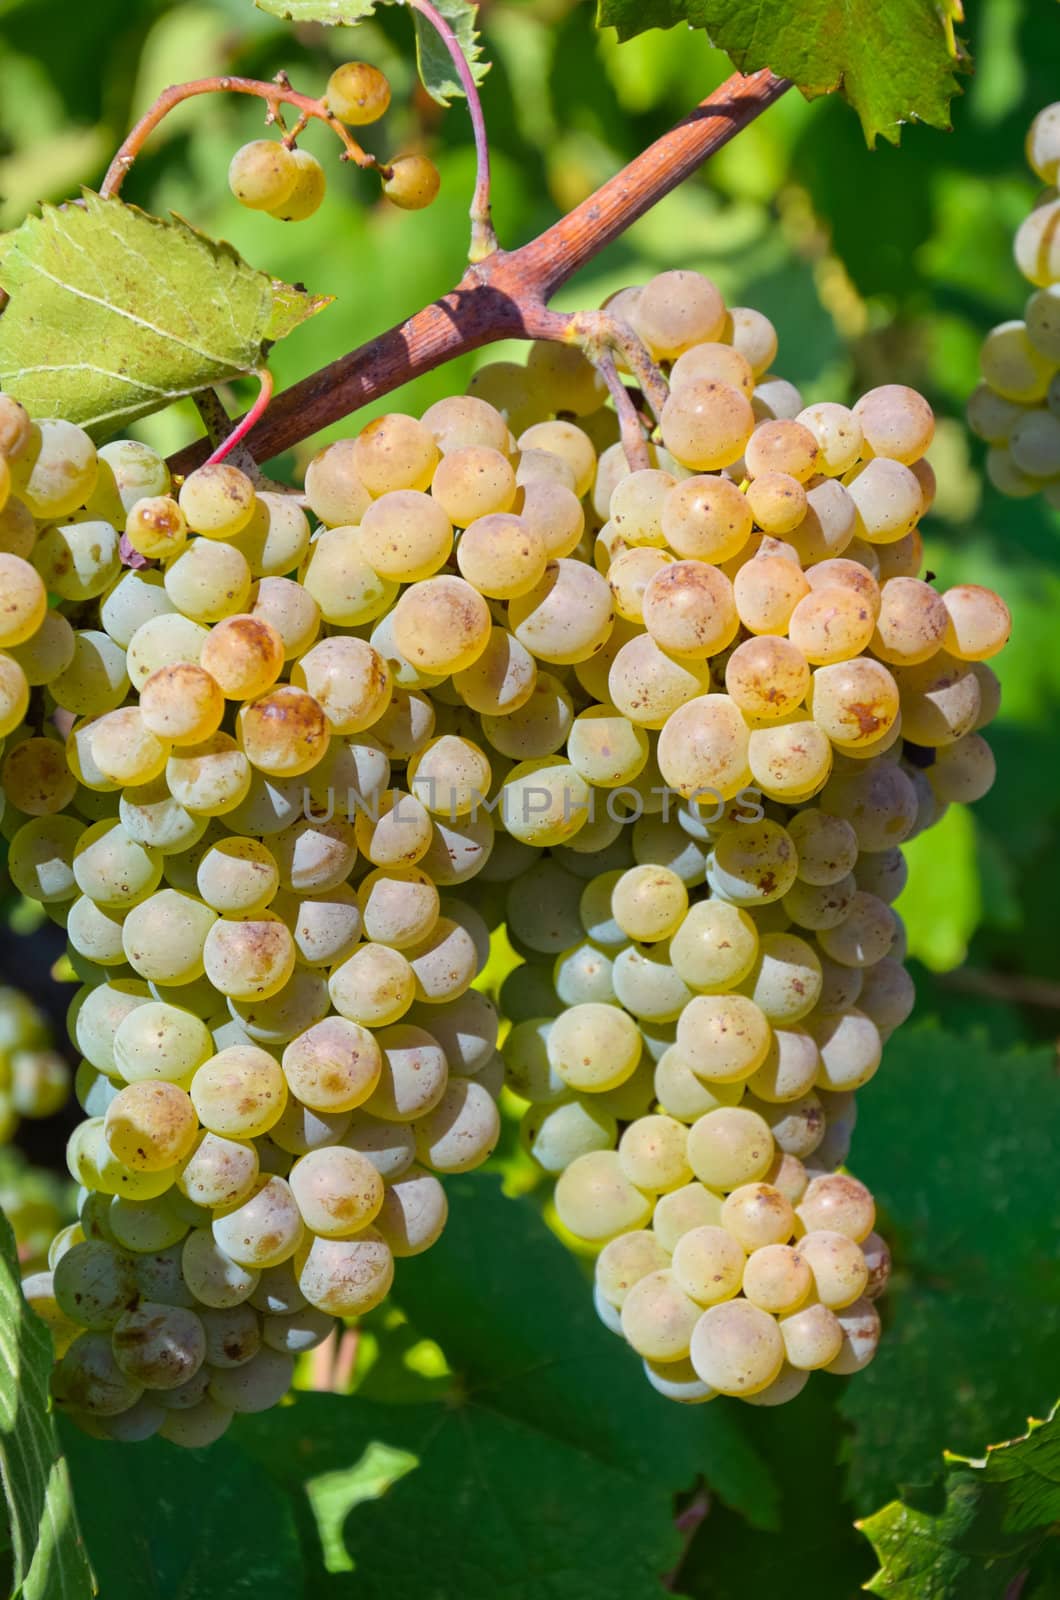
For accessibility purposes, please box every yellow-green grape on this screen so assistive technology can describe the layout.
[329,943,415,1027]
[368,1166,445,1258]
[741,1243,812,1314]
[195,836,279,916]
[567,706,649,788]
[9,418,97,518]
[617,1113,691,1192]
[228,139,299,211]
[457,513,548,600]
[413,1077,500,1172]
[357,490,453,582]
[361,1024,446,1123]
[1014,199,1060,288]
[278,884,362,969]
[72,820,163,910]
[125,496,188,560]
[296,1230,394,1316]
[237,687,329,778]
[112,1001,212,1084]
[382,153,441,211]
[795,1173,876,1241]
[52,1244,135,1332]
[104,1081,198,1172]
[518,478,585,560]
[671,341,754,398]
[198,613,284,702]
[51,630,130,717]
[745,1027,820,1103]
[88,708,170,787]
[481,670,572,759]
[939,584,1012,661]
[218,496,302,583]
[662,474,753,564]
[509,558,614,666]
[642,1356,715,1405]
[213,1176,304,1269]
[164,538,252,624]
[202,914,295,1001]
[689,1299,784,1396]
[633,270,727,360]
[291,636,391,735]
[674,994,771,1084]
[327,60,391,124]
[606,547,673,622]
[733,552,810,635]
[744,418,819,482]
[281,1017,381,1113]
[288,1146,384,1237]
[178,1132,259,1210]
[190,1046,287,1139]
[390,576,492,676]
[408,734,491,817]
[356,866,439,949]
[432,446,517,527]
[686,1106,774,1190]
[0,555,46,647]
[659,379,754,472]
[0,395,32,458]
[720,1182,795,1250]
[796,1229,869,1309]
[11,1048,69,1117]
[303,440,371,528]
[619,1269,701,1361]
[611,865,688,942]
[546,1001,640,1093]
[606,632,711,729]
[552,1149,652,1242]
[738,933,822,1025]
[1,737,77,817]
[521,1097,616,1173]
[656,693,751,800]
[498,758,591,848]
[178,464,256,540]
[354,412,440,495]
[126,613,208,691]
[161,734,250,819]
[33,522,120,603]
[1026,101,1060,182]
[795,402,863,475]
[595,1231,670,1309]
[182,1228,260,1309]
[272,816,358,894]
[653,1047,742,1123]
[268,147,326,221]
[852,384,934,465]
[406,916,478,1002]
[9,609,75,685]
[670,1224,745,1305]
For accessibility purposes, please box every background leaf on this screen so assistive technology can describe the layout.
[596,0,968,145]
[61,1426,304,1600]
[0,1211,92,1600]
[861,1405,1060,1600]
[835,1028,1060,1513]
[0,191,327,437]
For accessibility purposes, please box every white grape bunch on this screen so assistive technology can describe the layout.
[1,260,1007,1434]
[969,100,1060,502]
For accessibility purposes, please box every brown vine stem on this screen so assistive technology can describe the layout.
[169,68,789,475]
[598,353,651,470]
[100,76,378,198]
[406,0,496,261]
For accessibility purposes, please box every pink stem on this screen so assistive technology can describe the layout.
[205,369,275,465]
[405,0,496,261]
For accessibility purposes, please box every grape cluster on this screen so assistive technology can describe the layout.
[0,984,70,1140]
[969,101,1060,499]
[0,260,1007,1434]
[227,62,440,223]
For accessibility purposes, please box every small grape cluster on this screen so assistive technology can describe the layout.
[970,101,1060,499]
[227,62,440,223]
[0,261,1007,1435]
[0,984,70,1142]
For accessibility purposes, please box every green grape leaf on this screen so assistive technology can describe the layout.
[837,1026,1060,1512]
[595,0,969,146]
[61,1426,304,1599]
[860,1404,1060,1600]
[234,1176,783,1590]
[251,0,489,105]
[0,1211,93,1600]
[0,191,329,439]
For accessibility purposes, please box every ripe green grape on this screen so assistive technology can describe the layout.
[228,140,299,211]
[268,147,326,221]
[327,60,392,124]
[382,153,441,210]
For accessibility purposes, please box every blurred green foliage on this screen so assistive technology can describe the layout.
[4,0,1060,1593]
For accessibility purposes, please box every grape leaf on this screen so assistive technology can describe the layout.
[595,0,969,146]
[0,1210,93,1600]
[234,1176,782,1591]
[60,1427,304,1600]
[251,0,489,105]
[837,1026,1060,1512]
[860,1405,1060,1600]
[0,191,329,438]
